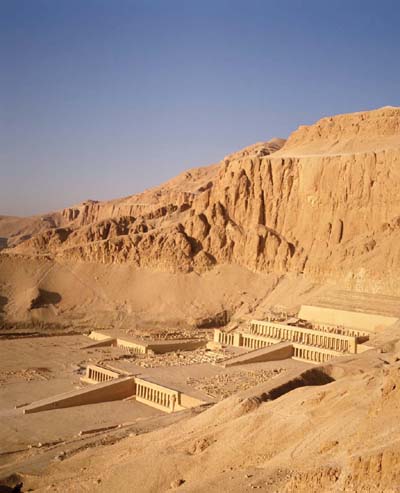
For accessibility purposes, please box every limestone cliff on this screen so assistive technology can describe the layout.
[5,107,400,294]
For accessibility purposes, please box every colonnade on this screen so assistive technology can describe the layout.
[135,380,179,412]
[292,344,337,363]
[250,321,356,353]
[116,340,146,354]
[87,367,115,383]
[214,330,235,346]
[241,335,274,350]
[313,323,370,339]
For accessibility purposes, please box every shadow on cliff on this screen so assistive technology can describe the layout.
[30,289,62,309]
[0,295,8,315]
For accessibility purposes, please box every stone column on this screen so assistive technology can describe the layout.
[171,394,176,412]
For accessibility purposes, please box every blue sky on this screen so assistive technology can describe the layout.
[1,0,399,215]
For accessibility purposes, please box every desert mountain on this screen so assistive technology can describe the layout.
[3,106,400,295]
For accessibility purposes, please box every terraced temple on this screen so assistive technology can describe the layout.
[214,304,377,365]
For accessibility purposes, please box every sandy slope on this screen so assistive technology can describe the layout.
[0,251,335,329]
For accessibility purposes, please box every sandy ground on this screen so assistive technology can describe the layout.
[0,332,311,490]
[0,335,166,475]
[16,341,400,493]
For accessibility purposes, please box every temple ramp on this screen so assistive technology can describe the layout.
[23,377,136,414]
[222,342,293,367]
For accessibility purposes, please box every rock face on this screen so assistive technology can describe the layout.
[4,107,400,294]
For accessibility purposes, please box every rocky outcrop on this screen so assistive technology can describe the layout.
[6,107,400,294]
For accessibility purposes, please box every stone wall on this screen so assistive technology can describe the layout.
[298,305,398,331]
